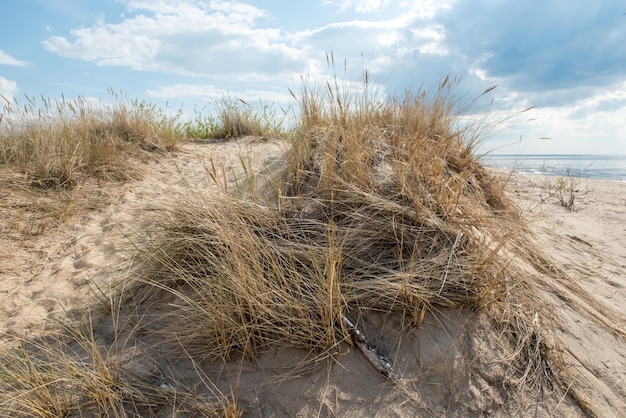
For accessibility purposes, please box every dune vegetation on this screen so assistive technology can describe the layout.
[0,72,615,417]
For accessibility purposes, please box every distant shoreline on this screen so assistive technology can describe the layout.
[482,154,626,182]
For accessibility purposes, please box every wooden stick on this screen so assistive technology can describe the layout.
[342,315,399,382]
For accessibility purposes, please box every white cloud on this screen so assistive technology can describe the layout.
[293,9,452,81]
[40,0,458,99]
[569,81,626,117]
[324,0,391,13]
[400,0,455,20]
[146,83,292,104]
[0,50,30,67]
[44,29,162,70]
[475,80,626,155]
[365,56,391,74]
[520,109,626,155]
[40,0,458,85]
[412,26,447,55]
[42,1,304,76]
[324,0,454,17]
[0,76,19,100]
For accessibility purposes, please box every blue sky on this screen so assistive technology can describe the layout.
[1,0,625,154]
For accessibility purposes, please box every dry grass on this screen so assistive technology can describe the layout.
[125,74,564,400]
[0,92,184,238]
[0,311,239,417]
[0,75,599,415]
[0,92,180,189]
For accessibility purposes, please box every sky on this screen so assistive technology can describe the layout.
[1,0,625,154]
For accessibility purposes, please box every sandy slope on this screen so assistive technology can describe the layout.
[1,139,625,416]
[508,174,626,417]
[0,138,284,333]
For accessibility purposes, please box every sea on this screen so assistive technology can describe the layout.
[481,154,626,182]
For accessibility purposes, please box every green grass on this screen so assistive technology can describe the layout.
[180,98,285,140]
[544,169,586,211]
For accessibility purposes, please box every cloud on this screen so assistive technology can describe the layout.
[521,105,626,154]
[323,0,391,13]
[0,76,19,99]
[563,81,626,120]
[291,2,454,87]
[473,81,626,155]
[0,50,30,67]
[42,0,306,77]
[146,83,292,104]
[438,1,626,95]
[41,0,457,86]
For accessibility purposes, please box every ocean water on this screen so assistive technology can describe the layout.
[481,154,626,182]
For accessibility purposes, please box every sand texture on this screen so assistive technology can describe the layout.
[1,139,625,417]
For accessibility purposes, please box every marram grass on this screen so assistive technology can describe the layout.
[0,92,180,189]
[0,78,601,416]
[128,77,554,390]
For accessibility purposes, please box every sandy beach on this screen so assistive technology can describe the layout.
[1,139,625,417]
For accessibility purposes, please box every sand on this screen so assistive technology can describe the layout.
[1,139,625,416]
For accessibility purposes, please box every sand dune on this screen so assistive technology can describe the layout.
[1,139,625,416]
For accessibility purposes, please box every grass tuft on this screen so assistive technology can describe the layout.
[125,74,560,400]
[181,98,285,141]
[0,91,181,189]
[0,310,240,417]
[544,169,584,211]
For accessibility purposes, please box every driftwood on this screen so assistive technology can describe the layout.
[342,315,399,382]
